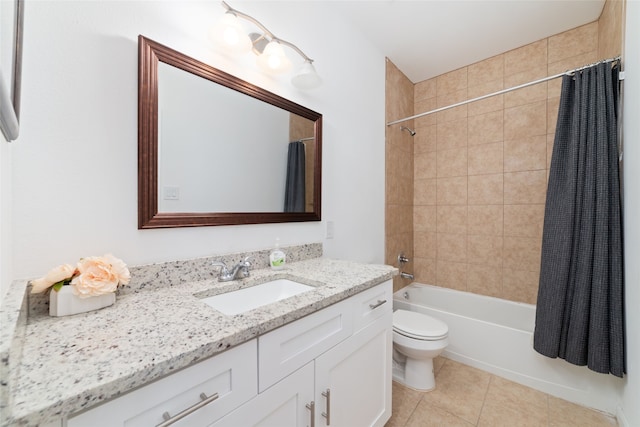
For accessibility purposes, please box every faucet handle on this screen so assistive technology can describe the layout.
[241,256,253,267]
[211,260,229,274]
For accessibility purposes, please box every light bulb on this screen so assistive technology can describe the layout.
[257,41,292,74]
[211,13,251,54]
[291,60,321,89]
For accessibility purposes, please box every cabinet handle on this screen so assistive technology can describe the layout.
[156,392,219,427]
[306,401,315,427]
[369,299,387,310]
[321,388,331,425]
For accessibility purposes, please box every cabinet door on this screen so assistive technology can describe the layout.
[314,313,392,427]
[210,362,314,427]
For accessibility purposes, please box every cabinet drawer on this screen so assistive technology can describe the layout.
[258,298,353,392]
[352,280,392,332]
[68,340,257,427]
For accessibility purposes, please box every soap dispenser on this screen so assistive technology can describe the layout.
[269,238,286,270]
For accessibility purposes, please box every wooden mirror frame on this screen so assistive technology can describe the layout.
[138,35,322,229]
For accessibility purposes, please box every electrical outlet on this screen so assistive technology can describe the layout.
[326,221,335,239]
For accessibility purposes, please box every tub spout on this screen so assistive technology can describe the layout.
[400,272,414,280]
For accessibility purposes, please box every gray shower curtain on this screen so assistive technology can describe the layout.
[533,62,624,377]
[284,141,306,212]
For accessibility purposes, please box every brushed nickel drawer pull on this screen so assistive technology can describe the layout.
[306,401,315,427]
[156,392,219,427]
[369,299,387,310]
[321,388,331,425]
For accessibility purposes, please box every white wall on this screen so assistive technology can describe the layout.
[7,0,386,287]
[621,1,640,425]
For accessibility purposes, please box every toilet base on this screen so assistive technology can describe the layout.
[392,356,436,391]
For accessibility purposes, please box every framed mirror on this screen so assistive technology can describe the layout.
[138,36,322,228]
[0,0,24,141]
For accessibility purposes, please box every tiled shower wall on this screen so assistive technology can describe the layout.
[385,60,414,293]
[386,0,623,303]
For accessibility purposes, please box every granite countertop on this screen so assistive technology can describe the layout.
[1,249,397,426]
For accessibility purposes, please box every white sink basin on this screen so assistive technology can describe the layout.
[201,279,314,315]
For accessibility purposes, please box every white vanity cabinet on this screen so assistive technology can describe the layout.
[215,280,392,427]
[64,280,392,427]
[66,339,258,427]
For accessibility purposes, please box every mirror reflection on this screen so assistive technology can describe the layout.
[138,35,322,228]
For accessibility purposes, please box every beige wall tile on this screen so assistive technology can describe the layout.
[467,235,503,267]
[468,142,503,175]
[387,204,413,235]
[468,174,503,205]
[437,67,468,95]
[415,97,437,128]
[468,205,503,236]
[548,22,598,64]
[414,257,437,284]
[468,55,504,87]
[504,100,547,140]
[467,264,503,297]
[414,124,437,154]
[437,147,468,178]
[436,261,468,291]
[505,39,547,76]
[414,205,437,232]
[437,205,467,234]
[597,0,624,59]
[437,89,468,123]
[437,118,468,150]
[503,236,542,272]
[504,67,547,108]
[415,178,437,205]
[504,204,545,238]
[415,231,437,259]
[438,233,467,262]
[415,152,437,180]
[503,268,540,304]
[415,77,437,101]
[504,135,547,172]
[547,50,599,76]
[468,110,504,146]
[437,177,468,205]
[468,81,504,117]
[504,170,547,204]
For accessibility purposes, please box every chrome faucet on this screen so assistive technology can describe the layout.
[212,256,253,282]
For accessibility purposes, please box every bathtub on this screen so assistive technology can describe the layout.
[393,283,623,415]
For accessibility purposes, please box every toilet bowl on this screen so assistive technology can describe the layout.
[392,309,449,391]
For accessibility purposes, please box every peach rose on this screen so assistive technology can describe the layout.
[30,264,76,293]
[71,255,130,298]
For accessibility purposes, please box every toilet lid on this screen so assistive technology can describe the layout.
[393,309,448,340]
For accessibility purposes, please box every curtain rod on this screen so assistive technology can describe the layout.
[387,55,621,127]
[291,136,314,143]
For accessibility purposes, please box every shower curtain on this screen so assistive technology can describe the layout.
[533,62,624,377]
[284,141,306,212]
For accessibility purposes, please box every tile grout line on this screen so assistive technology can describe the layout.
[475,373,495,426]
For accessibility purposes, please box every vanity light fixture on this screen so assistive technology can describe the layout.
[214,1,321,89]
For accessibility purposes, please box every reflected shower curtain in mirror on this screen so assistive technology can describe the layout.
[284,141,306,212]
[533,62,624,377]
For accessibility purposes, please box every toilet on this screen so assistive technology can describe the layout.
[392,309,449,391]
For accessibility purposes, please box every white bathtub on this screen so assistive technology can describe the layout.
[393,283,623,415]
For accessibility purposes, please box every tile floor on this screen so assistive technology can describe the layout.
[386,357,617,427]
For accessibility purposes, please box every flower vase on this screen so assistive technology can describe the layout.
[49,285,115,317]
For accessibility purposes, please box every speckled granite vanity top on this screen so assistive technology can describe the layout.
[0,244,396,426]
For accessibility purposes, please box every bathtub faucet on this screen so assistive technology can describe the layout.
[400,272,414,280]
